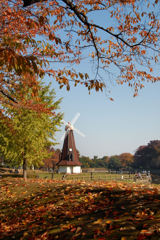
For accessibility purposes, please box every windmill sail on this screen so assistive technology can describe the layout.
[60,113,85,141]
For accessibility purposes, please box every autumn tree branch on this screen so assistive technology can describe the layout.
[22,0,153,51]
[0,89,17,103]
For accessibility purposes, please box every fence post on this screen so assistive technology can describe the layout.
[91,172,93,180]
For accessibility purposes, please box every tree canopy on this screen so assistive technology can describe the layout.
[80,140,160,170]
[1,0,160,109]
[79,153,133,170]
[0,81,63,178]
[134,140,160,169]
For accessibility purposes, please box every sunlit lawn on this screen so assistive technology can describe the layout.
[0,168,151,183]
[0,178,160,240]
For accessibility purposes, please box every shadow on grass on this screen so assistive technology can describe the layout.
[151,174,160,184]
[0,173,22,178]
[0,167,22,178]
[0,168,6,173]
[1,180,160,239]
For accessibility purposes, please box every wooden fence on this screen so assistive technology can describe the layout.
[60,172,152,183]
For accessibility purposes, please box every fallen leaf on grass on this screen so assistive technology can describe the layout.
[139,229,154,237]
[76,226,82,233]
[120,226,136,231]
[93,219,103,225]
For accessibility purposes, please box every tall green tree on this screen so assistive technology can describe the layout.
[0,81,63,179]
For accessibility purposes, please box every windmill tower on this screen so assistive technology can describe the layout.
[58,113,85,174]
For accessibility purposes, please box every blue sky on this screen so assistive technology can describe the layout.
[51,78,160,158]
[45,0,160,158]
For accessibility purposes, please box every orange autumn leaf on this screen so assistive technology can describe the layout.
[1,0,160,110]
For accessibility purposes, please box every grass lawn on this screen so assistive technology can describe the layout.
[0,178,160,240]
[0,167,152,183]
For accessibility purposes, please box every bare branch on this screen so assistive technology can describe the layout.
[0,89,17,103]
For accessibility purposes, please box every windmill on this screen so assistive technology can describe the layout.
[58,113,85,174]
[61,112,85,141]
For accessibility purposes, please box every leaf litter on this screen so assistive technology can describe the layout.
[0,178,160,239]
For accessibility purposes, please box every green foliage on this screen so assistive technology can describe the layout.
[0,81,63,171]
[79,155,110,169]
[76,140,160,171]
[107,155,122,170]
[80,154,131,170]
[79,156,93,168]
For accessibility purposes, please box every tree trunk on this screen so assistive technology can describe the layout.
[51,165,55,179]
[23,158,27,180]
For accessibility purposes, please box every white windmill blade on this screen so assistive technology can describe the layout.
[73,127,85,138]
[71,112,80,126]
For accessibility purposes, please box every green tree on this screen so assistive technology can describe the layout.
[80,155,109,168]
[92,156,108,168]
[0,81,63,179]
[79,156,92,168]
[108,155,121,170]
